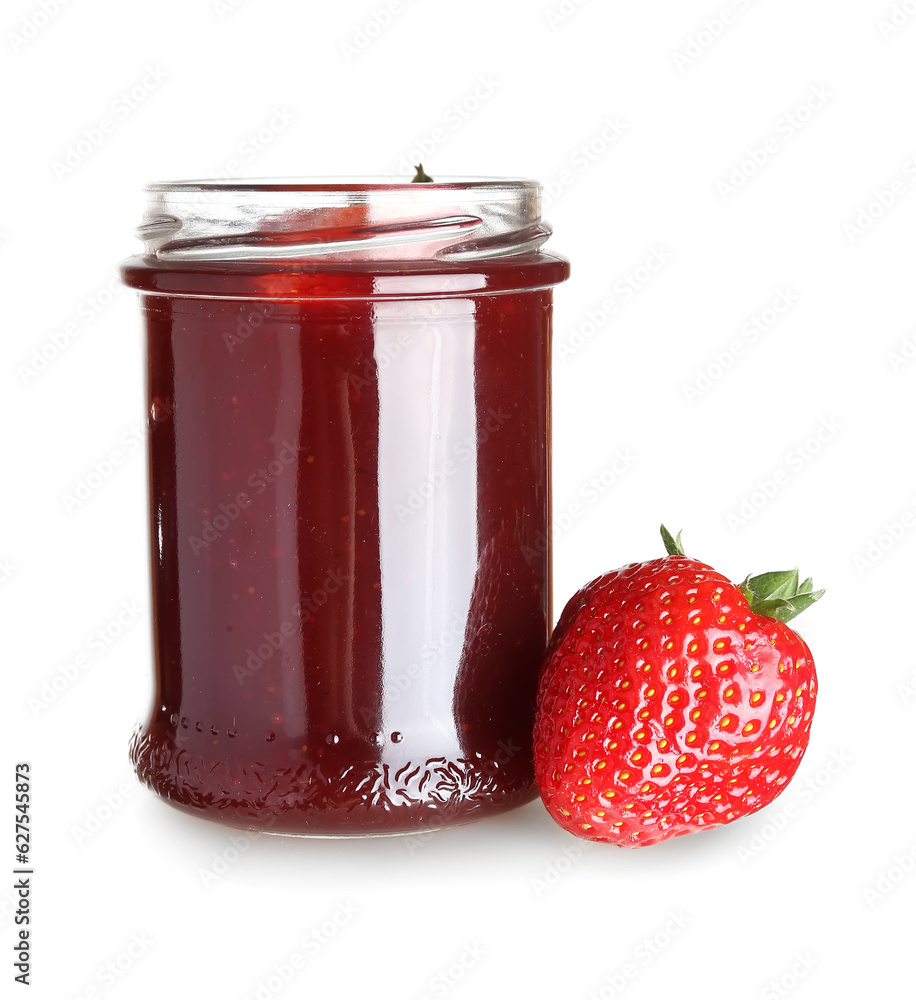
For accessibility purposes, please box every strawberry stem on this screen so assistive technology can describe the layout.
[660,524,685,556]
[411,163,434,183]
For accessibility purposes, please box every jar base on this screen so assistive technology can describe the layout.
[130,726,537,837]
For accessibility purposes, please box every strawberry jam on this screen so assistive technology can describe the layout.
[122,180,568,835]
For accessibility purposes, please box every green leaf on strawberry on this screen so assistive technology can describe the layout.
[739,567,825,623]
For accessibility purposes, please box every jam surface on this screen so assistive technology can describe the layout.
[125,254,568,834]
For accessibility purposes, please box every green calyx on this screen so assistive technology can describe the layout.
[738,569,824,624]
[659,524,824,624]
[411,163,434,183]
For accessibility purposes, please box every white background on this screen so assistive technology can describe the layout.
[3,0,915,997]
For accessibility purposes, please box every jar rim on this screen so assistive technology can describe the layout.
[135,177,552,263]
[146,176,539,194]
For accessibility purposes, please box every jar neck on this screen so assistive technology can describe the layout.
[134,178,555,265]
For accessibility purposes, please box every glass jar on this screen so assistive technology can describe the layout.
[121,178,569,836]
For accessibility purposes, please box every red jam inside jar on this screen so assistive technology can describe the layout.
[122,179,569,835]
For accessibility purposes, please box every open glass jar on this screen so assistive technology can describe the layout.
[122,178,569,835]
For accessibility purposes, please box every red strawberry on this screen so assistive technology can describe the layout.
[533,527,822,847]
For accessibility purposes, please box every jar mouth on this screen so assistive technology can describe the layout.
[136,177,550,263]
[146,176,539,193]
